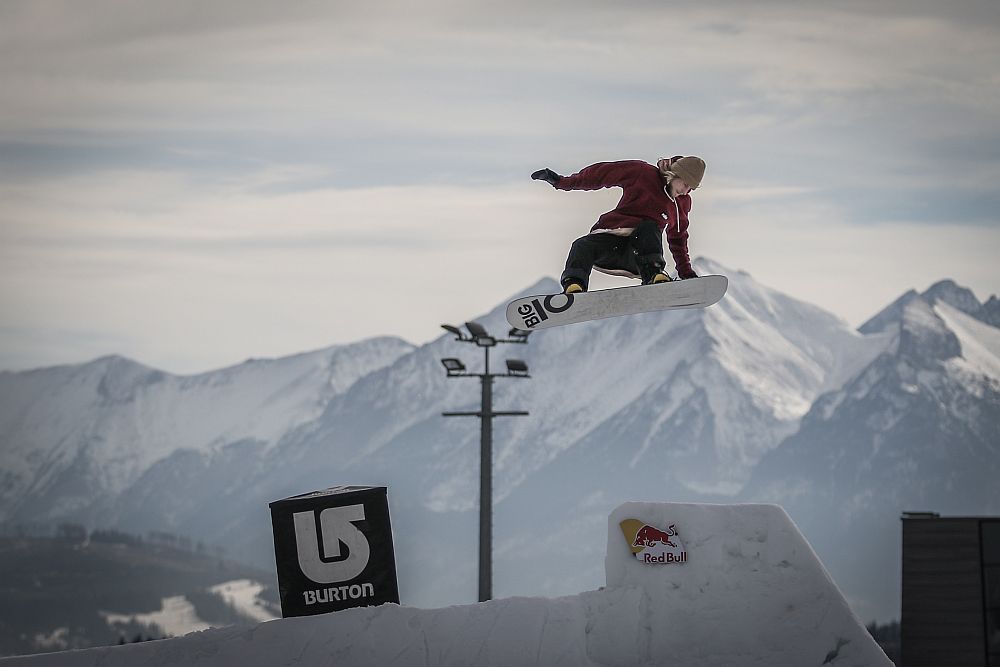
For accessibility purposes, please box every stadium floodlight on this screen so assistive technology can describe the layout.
[465,321,496,347]
[465,321,489,338]
[441,358,467,376]
[441,324,466,340]
[507,328,532,343]
[505,359,529,377]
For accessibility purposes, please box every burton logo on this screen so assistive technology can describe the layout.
[292,504,371,584]
[619,518,688,565]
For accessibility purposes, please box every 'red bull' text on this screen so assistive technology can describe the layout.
[642,551,688,564]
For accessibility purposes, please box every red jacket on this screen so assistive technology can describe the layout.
[555,160,695,278]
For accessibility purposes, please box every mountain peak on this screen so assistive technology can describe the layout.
[854,282,982,362]
[981,296,1000,328]
[922,280,982,317]
[898,297,962,361]
[858,278,991,337]
[81,354,152,372]
[88,355,165,403]
[858,289,920,335]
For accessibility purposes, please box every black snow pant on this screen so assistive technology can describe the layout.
[560,219,666,290]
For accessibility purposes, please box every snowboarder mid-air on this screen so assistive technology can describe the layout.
[531,156,706,294]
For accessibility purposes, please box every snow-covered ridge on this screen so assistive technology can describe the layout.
[741,277,1000,621]
[0,257,923,531]
[411,257,862,503]
[0,337,414,522]
[936,301,1000,385]
[701,258,884,420]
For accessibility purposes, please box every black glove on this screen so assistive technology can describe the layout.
[531,168,562,186]
[678,270,699,280]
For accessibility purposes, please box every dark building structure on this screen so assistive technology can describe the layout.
[901,512,999,666]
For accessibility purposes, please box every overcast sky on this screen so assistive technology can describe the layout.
[1,0,998,373]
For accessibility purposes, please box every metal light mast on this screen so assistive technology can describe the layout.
[440,322,532,602]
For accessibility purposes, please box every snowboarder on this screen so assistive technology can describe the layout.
[531,156,706,294]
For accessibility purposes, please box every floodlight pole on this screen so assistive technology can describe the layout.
[441,324,530,603]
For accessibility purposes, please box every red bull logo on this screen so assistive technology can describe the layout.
[620,518,688,565]
[633,524,678,549]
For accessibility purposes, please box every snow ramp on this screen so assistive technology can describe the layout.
[1,503,890,666]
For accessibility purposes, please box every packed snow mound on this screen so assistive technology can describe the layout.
[0,503,889,667]
[604,503,890,665]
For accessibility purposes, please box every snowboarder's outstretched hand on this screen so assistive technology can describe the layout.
[531,168,562,186]
[679,270,699,280]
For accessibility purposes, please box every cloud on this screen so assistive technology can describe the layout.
[2,167,998,373]
[0,0,997,371]
[3,3,995,134]
[1,1,991,191]
[0,169,591,371]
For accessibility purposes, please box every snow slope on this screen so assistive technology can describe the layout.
[209,580,279,624]
[0,503,890,667]
[96,580,279,639]
[100,596,210,638]
[741,280,1000,621]
[936,301,1000,386]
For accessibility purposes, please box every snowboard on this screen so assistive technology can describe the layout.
[505,275,728,331]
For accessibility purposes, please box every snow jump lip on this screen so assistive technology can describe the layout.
[505,274,729,330]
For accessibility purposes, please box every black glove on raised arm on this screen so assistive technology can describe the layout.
[531,168,562,186]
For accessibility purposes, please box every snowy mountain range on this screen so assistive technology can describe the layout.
[741,278,1000,619]
[1,258,996,622]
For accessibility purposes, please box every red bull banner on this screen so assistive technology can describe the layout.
[620,519,688,564]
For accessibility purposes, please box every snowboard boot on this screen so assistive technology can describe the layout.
[638,254,668,285]
[563,280,586,294]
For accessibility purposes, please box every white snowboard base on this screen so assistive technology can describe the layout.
[506,274,728,330]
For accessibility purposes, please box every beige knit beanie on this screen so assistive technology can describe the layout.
[658,156,706,189]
